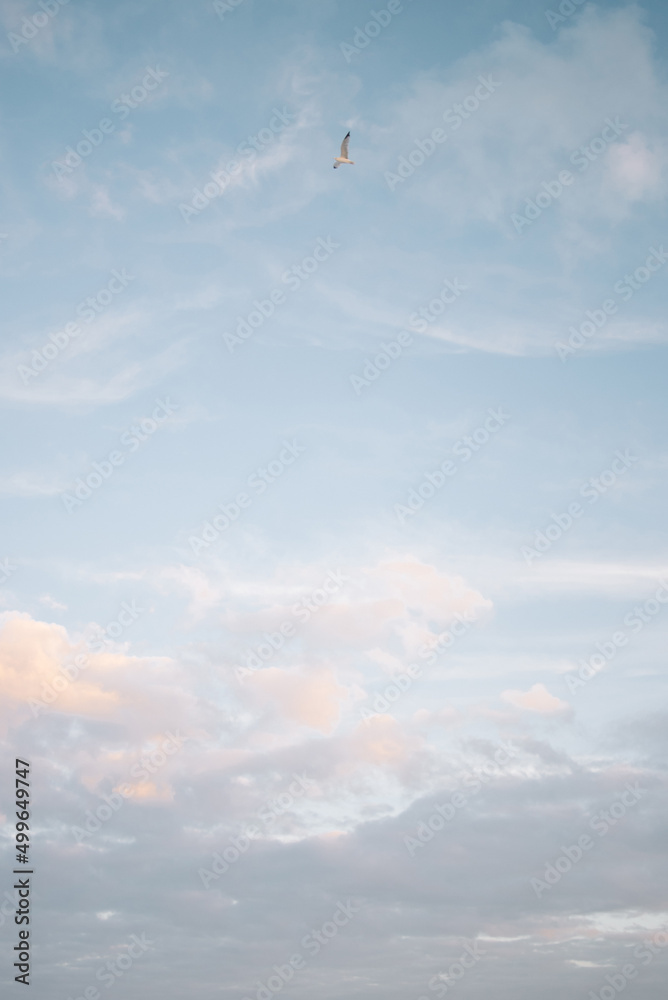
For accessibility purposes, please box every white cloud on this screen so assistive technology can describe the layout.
[0,470,66,497]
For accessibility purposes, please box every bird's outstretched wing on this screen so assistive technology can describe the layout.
[340,132,350,158]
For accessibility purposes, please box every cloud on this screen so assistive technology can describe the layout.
[331,5,668,360]
[603,130,666,201]
[0,470,66,497]
[0,612,120,725]
[382,7,668,223]
[0,610,198,744]
[0,338,187,406]
[39,594,68,610]
[501,683,571,714]
[514,559,668,596]
[43,166,126,220]
[246,666,348,733]
[88,182,126,219]
[1,606,666,998]
[156,556,492,693]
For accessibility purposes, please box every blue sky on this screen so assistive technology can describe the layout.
[1,1,668,997]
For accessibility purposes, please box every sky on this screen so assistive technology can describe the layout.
[1,0,668,996]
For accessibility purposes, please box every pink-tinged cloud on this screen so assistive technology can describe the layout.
[501,683,571,714]
[367,557,491,622]
[218,556,491,661]
[349,714,425,774]
[247,666,348,733]
[0,612,120,724]
[0,611,194,747]
[120,780,175,803]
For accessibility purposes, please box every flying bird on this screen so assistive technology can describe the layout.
[333,131,354,169]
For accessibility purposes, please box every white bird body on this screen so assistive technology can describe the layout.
[333,131,354,168]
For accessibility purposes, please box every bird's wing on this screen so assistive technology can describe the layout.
[340,132,350,158]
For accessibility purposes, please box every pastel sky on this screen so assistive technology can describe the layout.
[1,0,668,997]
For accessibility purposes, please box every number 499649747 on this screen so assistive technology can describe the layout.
[15,759,30,861]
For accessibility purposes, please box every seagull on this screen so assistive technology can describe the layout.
[333,131,354,168]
